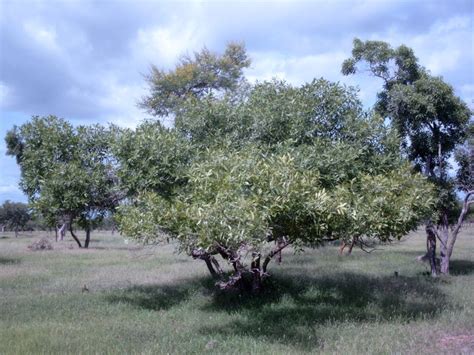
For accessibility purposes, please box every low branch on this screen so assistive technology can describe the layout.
[262,239,291,274]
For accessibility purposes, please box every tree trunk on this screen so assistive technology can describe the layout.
[69,224,83,248]
[15,227,18,238]
[262,240,291,274]
[84,228,91,249]
[347,237,357,255]
[439,191,474,275]
[191,249,223,279]
[56,223,67,242]
[426,224,438,277]
[438,212,450,275]
[251,253,262,294]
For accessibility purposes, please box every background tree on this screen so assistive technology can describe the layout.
[5,116,121,248]
[342,38,472,275]
[140,42,250,117]
[0,201,31,237]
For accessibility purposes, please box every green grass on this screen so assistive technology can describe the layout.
[1,229,473,354]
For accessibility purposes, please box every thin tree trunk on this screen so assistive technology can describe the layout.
[439,212,450,274]
[347,236,357,255]
[339,240,346,255]
[191,249,223,279]
[56,223,67,242]
[439,191,474,274]
[69,224,82,248]
[426,224,438,277]
[84,227,91,249]
[251,253,262,294]
[262,240,291,274]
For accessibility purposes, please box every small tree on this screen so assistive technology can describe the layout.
[0,201,31,237]
[342,38,472,275]
[5,116,121,248]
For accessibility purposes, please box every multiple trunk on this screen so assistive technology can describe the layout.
[338,236,358,255]
[425,191,473,276]
[56,223,67,241]
[192,238,291,294]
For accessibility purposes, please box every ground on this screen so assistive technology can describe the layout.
[1,229,473,354]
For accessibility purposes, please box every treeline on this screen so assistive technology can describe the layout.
[0,200,116,236]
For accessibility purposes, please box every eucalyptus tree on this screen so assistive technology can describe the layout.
[115,71,433,292]
[5,116,120,248]
[342,38,472,275]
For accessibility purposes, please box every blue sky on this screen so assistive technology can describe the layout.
[0,0,473,203]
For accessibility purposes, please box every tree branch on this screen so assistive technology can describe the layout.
[262,239,292,273]
[448,190,474,257]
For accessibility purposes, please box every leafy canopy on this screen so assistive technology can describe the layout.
[5,116,120,232]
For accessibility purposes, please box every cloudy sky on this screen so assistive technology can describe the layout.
[0,0,473,202]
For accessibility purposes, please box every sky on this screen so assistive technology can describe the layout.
[0,0,473,203]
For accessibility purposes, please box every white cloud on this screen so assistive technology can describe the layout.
[132,22,207,70]
[0,184,20,194]
[0,82,12,108]
[23,21,60,53]
[247,51,348,85]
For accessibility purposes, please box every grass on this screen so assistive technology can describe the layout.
[1,229,473,354]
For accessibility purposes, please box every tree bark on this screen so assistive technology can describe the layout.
[251,253,262,294]
[69,224,83,248]
[262,240,291,274]
[56,223,67,242]
[426,224,438,277]
[84,227,91,249]
[439,212,450,274]
[439,190,474,275]
[191,249,223,279]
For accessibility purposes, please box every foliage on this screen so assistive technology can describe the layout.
[140,42,250,117]
[116,62,434,291]
[0,200,31,235]
[5,116,120,247]
[112,121,191,198]
[342,38,472,275]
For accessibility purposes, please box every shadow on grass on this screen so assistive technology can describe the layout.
[0,256,21,265]
[105,280,208,311]
[105,269,450,350]
[199,272,449,349]
[450,259,474,275]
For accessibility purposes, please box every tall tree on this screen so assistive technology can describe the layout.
[5,116,121,248]
[140,42,251,117]
[342,38,472,275]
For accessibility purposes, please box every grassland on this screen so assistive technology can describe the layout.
[1,228,473,354]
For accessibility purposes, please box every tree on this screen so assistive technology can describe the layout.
[0,201,31,237]
[5,116,121,248]
[342,38,472,275]
[140,42,251,117]
[115,55,434,293]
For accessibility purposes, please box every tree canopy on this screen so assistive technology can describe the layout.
[342,38,472,275]
[115,63,434,292]
[140,42,250,117]
[0,200,31,236]
[5,116,120,248]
